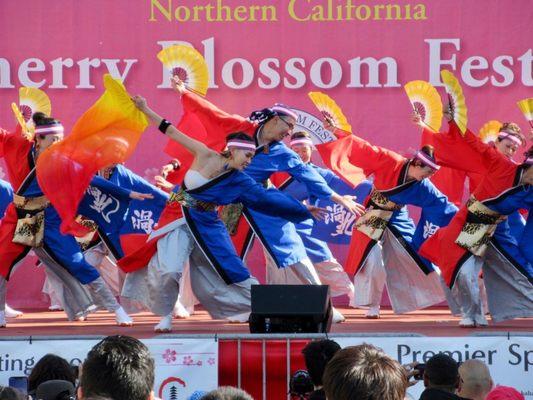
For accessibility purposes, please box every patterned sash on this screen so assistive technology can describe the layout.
[455,197,505,257]
[12,194,50,247]
[169,188,217,213]
[355,189,404,241]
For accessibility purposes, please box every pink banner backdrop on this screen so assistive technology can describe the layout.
[1,0,531,308]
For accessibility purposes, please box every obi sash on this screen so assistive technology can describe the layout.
[12,193,50,247]
[355,189,404,241]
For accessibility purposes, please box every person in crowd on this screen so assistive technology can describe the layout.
[28,354,77,397]
[419,353,467,400]
[0,386,26,400]
[485,386,525,400]
[322,343,408,400]
[457,359,493,400]
[35,380,76,400]
[201,386,254,400]
[301,339,341,400]
[78,335,155,400]
[289,369,314,399]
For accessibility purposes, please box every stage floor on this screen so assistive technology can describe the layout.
[1,307,532,339]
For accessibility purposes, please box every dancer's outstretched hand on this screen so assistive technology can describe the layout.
[332,194,366,216]
[129,191,154,201]
[307,205,327,221]
[154,175,174,191]
[171,76,187,95]
[131,95,148,111]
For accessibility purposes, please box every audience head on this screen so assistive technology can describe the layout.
[0,386,26,400]
[78,335,155,400]
[289,370,314,399]
[423,353,461,393]
[35,380,76,400]
[457,359,493,400]
[201,386,254,400]
[28,354,77,395]
[485,386,525,400]
[301,339,341,387]
[322,343,407,400]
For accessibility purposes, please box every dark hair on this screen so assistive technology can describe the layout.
[412,144,436,168]
[32,111,60,127]
[424,353,460,391]
[221,132,255,158]
[322,344,407,400]
[201,386,254,400]
[28,354,76,393]
[0,386,26,400]
[290,131,311,141]
[79,335,154,400]
[301,339,341,386]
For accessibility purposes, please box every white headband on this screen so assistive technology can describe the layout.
[272,105,298,121]
[226,140,256,151]
[415,151,440,170]
[34,125,64,135]
[290,138,314,147]
[498,132,523,147]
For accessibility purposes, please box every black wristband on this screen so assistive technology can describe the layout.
[158,119,172,134]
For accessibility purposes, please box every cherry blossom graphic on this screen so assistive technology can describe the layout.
[207,358,215,366]
[182,355,194,365]
[162,349,177,364]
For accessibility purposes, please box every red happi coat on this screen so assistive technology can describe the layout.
[0,126,35,278]
[419,121,523,286]
[316,132,410,275]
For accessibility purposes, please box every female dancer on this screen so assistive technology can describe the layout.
[316,124,458,317]
[0,113,147,327]
[119,95,322,332]
[419,117,532,326]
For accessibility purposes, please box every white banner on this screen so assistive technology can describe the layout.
[0,337,218,400]
[336,336,533,399]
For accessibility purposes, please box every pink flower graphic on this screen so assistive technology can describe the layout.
[207,358,215,366]
[162,349,177,364]
[182,355,194,365]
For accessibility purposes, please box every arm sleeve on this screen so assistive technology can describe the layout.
[90,175,131,200]
[283,153,334,200]
[316,134,401,187]
[238,176,312,222]
[179,92,256,150]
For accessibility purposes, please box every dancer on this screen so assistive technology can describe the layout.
[419,117,533,326]
[118,95,322,331]
[0,113,146,327]
[316,124,458,317]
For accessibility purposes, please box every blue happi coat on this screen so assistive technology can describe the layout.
[78,164,168,259]
[181,168,312,284]
[18,162,131,283]
[0,178,13,217]
[281,163,372,263]
[242,141,334,268]
[375,171,458,274]
[483,183,533,279]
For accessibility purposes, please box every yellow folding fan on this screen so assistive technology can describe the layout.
[404,80,442,133]
[157,44,209,96]
[517,98,533,128]
[440,70,468,135]
[478,120,502,144]
[308,91,352,133]
[11,87,52,139]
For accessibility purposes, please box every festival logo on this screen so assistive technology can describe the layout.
[158,376,186,400]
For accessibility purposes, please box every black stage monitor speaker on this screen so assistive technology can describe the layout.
[249,285,332,333]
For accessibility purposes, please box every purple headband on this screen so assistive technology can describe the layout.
[226,139,256,151]
[271,104,298,121]
[498,132,524,147]
[34,122,64,136]
[414,151,440,170]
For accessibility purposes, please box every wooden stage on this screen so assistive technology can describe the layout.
[2,307,531,339]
